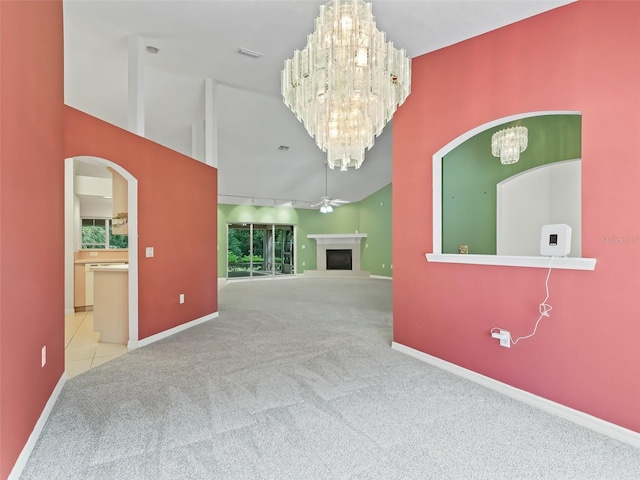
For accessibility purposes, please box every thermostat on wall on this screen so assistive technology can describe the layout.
[540,224,571,257]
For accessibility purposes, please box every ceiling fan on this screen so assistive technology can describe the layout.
[310,163,350,213]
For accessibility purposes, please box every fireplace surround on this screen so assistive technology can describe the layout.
[305,233,369,277]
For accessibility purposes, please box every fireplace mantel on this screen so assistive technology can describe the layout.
[307,233,367,244]
[305,233,369,277]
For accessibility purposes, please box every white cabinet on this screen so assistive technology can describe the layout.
[91,264,129,344]
[85,263,97,306]
[108,168,128,235]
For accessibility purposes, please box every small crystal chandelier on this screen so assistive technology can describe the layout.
[491,126,528,165]
[282,0,411,171]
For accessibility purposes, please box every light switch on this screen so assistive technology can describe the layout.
[146,247,154,258]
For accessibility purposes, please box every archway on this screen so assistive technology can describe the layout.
[64,156,139,353]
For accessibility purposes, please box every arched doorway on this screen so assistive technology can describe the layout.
[64,156,139,375]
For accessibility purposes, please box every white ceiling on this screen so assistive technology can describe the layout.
[63,0,574,208]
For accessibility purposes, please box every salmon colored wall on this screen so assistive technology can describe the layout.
[393,1,640,432]
[64,108,218,340]
[0,1,65,477]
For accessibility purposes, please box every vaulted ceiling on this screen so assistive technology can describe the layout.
[63,0,574,208]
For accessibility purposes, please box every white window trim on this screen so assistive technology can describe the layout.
[426,110,596,271]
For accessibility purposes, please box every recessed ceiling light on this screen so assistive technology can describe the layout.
[146,46,159,54]
[236,47,263,59]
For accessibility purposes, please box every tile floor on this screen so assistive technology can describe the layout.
[65,311,128,379]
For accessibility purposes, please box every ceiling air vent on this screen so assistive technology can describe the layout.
[236,47,263,59]
[278,145,290,151]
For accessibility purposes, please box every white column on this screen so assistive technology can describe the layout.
[191,120,205,162]
[204,78,218,168]
[64,158,76,314]
[128,35,145,135]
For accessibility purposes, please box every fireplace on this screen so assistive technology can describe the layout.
[305,233,369,277]
[326,249,352,270]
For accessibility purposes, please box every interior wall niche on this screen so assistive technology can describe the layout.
[497,159,581,257]
[441,113,581,256]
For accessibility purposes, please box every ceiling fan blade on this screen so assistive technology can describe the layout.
[331,199,350,205]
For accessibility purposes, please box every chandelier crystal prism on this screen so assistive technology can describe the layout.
[491,126,528,165]
[281,0,411,171]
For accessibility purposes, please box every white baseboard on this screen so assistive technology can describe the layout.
[392,342,640,449]
[138,312,219,348]
[370,275,392,280]
[8,372,67,480]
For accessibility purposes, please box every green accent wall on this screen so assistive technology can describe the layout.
[358,183,392,276]
[218,183,392,277]
[442,114,581,254]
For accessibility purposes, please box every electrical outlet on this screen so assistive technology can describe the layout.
[179,293,185,304]
[41,346,47,367]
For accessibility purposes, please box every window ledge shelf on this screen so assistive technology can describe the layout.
[425,253,596,271]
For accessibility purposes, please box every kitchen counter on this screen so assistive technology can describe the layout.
[90,263,128,272]
[74,258,128,264]
[92,264,129,345]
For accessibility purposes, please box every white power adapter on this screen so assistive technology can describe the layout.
[491,329,511,348]
[540,224,571,257]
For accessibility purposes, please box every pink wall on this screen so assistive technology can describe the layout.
[64,108,218,339]
[393,1,640,432]
[1,2,218,474]
[0,1,65,477]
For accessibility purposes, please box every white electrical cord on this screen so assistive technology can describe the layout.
[510,256,554,345]
[490,256,555,346]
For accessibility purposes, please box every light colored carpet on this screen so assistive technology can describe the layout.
[20,277,640,479]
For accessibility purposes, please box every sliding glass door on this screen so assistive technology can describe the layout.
[227,223,295,279]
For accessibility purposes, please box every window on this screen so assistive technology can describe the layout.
[82,218,128,249]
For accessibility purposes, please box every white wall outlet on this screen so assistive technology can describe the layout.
[41,346,47,367]
[179,293,185,304]
[146,246,154,258]
[302,245,305,249]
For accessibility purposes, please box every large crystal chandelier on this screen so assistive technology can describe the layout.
[491,126,528,165]
[281,0,411,171]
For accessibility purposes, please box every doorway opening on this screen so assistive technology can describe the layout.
[64,156,139,376]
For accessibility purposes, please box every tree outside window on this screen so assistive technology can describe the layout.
[82,218,128,249]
